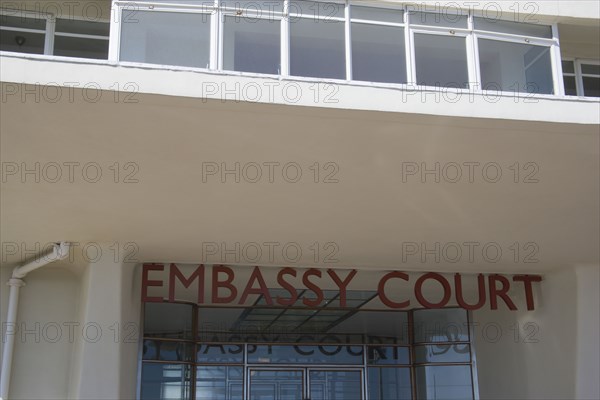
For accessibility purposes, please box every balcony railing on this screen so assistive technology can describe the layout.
[1,0,599,99]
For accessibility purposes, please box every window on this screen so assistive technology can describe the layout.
[222,15,281,74]
[3,2,569,98]
[351,7,406,84]
[414,34,469,88]
[563,59,600,98]
[0,11,109,59]
[119,10,211,68]
[479,39,553,94]
[0,14,46,54]
[413,309,474,400]
[289,6,346,80]
[473,15,555,94]
[562,60,578,95]
[411,11,468,29]
[474,17,552,38]
[581,63,600,97]
[54,19,109,59]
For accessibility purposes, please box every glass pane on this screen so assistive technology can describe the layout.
[0,14,46,30]
[53,36,108,59]
[0,29,45,54]
[221,0,284,13]
[474,17,552,38]
[351,6,403,24]
[583,77,600,97]
[330,311,409,344]
[223,16,280,74]
[289,1,345,19]
[563,75,577,96]
[309,370,362,400]
[120,11,211,68]
[247,345,364,364]
[145,303,194,339]
[197,344,244,363]
[368,346,410,365]
[290,18,345,79]
[326,290,377,308]
[351,23,406,84]
[582,64,600,75]
[415,365,473,400]
[410,11,468,28]
[479,39,553,94]
[250,370,303,400]
[414,344,471,363]
[196,366,243,400]
[143,340,194,362]
[413,309,469,343]
[414,34,469,88]
[562,60,575,74]
[141,363,191,400]
[368,367,412,400]
[55,19,110,36]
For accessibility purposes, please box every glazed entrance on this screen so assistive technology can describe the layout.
[140,299,476,400]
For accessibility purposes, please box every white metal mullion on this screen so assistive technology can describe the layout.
[211,0,219,70]
[0,27,46,34]
[574,60,585,97]
[44,15,55,55]
[405,10,416,85]
[550,23,565,96]
[281,0,290,76]
[345,0,352,81]
[108,3,121,62]
[54,32,110,40]
[471,34,482,90]
[465,13,479,92]
[474,31,554,47]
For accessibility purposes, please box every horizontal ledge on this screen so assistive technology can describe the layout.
[1,53,599,125]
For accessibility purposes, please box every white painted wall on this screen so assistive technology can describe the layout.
[574,265,600,400]
[0,267,79,400]
[474,265,600,400]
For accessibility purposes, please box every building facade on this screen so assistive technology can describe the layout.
[1,1,599,399]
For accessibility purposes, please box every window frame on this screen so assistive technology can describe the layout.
[1,0,572,100]
[575,59,600,97]
[470,9,560,96]
[0,8,110,59]
[561,58,600,98]
[348,4,407,84]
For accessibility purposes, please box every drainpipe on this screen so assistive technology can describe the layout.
[0,242,71,400]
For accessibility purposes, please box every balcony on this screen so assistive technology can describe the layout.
[1,1,599,124]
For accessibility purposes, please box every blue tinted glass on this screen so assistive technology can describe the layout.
[415,365,473,400]
[368,367,412,400]
[141,363,191,400]
[247,345,364,364]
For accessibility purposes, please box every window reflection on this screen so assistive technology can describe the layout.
[368,367,412,400]
[290,18,346,79]
[415,365,474,400]
[223,16,281,74]
[120,11,211,68]
[141,363,192,400]
[414,34,469,88]
[197,366,243,400]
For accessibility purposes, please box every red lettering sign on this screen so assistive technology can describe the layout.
[140,264,542,311]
